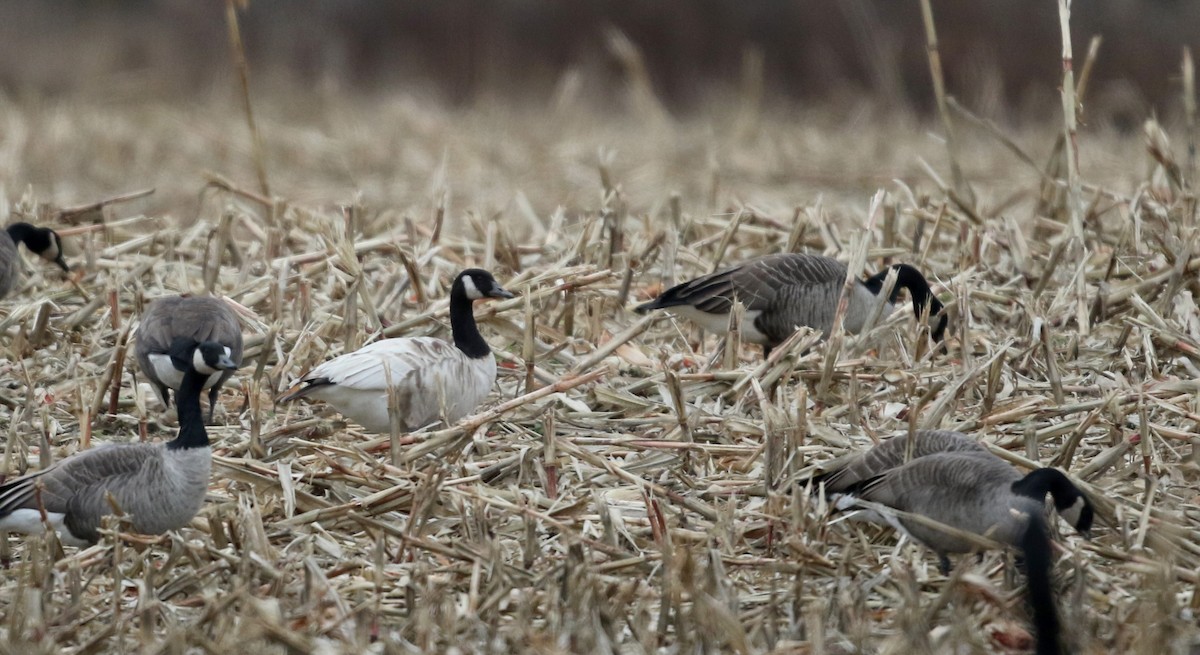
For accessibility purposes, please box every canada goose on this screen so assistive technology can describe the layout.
[634,253,947,356]
[813,431,1094,655]
[0,340,236,546]
[0,222,70,299]
[135,295,244,423]
[278,268,514,433]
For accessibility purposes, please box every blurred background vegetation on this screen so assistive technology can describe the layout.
[2,0,1197,126]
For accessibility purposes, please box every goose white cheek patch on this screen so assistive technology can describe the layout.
[462,275,484,299]
[193,349,218,375]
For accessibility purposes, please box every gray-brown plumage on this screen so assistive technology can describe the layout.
[0,222,70,299]
[135,295,244,423]
[0,341,236,546]
[812,430,1093,559]
[634,253,947,356]
[813,430,1094,655]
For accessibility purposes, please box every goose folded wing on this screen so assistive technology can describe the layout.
[0,444,159,516]
[814,430,989,492]
[306,338,455,391]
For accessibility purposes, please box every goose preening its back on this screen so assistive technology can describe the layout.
[813,430,1094,655]
[0,340,236,546]
[279,269,514,433]
[135,295,245,423]
[0,222,70,299]
[634,253,947,356]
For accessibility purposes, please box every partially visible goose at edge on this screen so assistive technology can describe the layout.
[278,268,514,433]
[135,295,245,423]
[0,222,70,299]
[0,339,237,546]
[811,430,1094,655]
[634,253,947,356]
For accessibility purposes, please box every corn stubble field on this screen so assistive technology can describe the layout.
[1,61,1200,654]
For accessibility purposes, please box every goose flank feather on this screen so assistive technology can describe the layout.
[634,253,947,356]
[0,340,236,546]
[278,269,514,433]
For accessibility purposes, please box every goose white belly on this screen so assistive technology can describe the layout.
[149,353,225,390]
[0,509,91,547]
[666,306,769,344]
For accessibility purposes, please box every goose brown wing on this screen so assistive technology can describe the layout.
[0,444,159,517]
[815,430,990,492]
[638,254,848,315]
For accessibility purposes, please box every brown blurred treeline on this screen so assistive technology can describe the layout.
[1,0,1197,122]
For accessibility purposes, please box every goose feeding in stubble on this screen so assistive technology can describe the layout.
[278,269,514,433]
[0,222,70,299]
[812,430,1094,655]
[634,253,947,356]
[0,340,237,546]
[135,295,245,423]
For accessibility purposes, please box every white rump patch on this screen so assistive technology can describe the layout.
[462,274,483,300]
[668,306,768,345]
[0,509,90,547]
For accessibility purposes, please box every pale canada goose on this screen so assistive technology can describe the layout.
[278,269,514,433]
[0,340,236,546]
[135,295,244,423]
[0,222,70,299]
[634,253,947,356]
[813,431,1094,655]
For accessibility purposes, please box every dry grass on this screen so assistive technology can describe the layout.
[0,73,1199,654]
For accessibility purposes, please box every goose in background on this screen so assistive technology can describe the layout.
[279,268,514,433]
[812,430,1094,655]
[0,222,70,299]
[135,295,244,423]
[0,339,236,546]
[634,253,947,356]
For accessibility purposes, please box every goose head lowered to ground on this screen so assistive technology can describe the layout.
[0,222,70,299]
[811,430,1094,655]
[279,268,514,433]
[634,253,947,357]
[0,339,236,546]
[135,295,245,424]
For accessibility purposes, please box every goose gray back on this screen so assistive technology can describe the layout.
[634,253,946,357]
[0,340,236,546]
[0,222,70,299]
[813,429,991,493]
[279,269,514,433]
[135,295,244,423]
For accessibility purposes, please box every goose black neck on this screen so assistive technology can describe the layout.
[166,369,210,450]
[864,264,946,341]
[6,223,36,246]
[862,264,932,308]
[449,280,491,359]
[1012,468,1074,504]
[1020,512,1062,655]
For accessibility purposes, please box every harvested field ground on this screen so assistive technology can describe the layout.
[0,76,1199,654]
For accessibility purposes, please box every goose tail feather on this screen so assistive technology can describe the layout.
[277,378,333,403]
